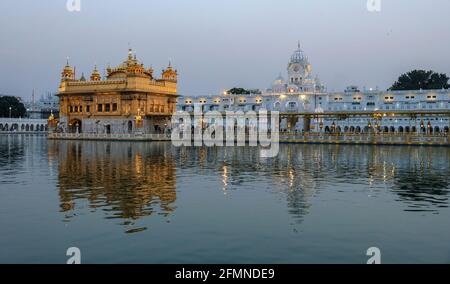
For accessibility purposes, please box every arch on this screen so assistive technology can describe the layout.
[363,126,369,133]
[405,126,410,133]
[434,126,440,134]
[127,120,133,133]
[324,126,330,133]
[355,126,361,133]
[68,119,82,133]
[286,101,298,110]
[444,126,449,133]
[26,124,30,131]
[350,126,355,133]
[11,124,19,131]
[30,125,34,131]
[344,126,349,133]
[383,126,389,133]
[4,124,9,131]
[40,124,45,131]
[398,126,404,133]
[336,126,342,133]
[273,101,281,111]
[21,124,25,131]
[390,126,395,133]
[0,123,3,131]
[411,126,417,133]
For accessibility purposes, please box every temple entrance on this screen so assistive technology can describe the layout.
[69,119,82,133]
[105,125,111,134]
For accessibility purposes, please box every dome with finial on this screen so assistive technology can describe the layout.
[106,48,153,79]
[90,65,101,81]
[290,42,308,64]
[61,58,75,80]
[161,61,178,82]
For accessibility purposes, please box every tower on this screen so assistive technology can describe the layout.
[287,43,312,90]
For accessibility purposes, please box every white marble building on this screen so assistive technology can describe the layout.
[177,44,450,134]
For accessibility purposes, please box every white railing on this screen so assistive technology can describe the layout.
[48,132,449,145]
[48,132,171,140]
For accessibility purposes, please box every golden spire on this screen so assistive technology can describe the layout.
[161,61,178,82]
[90,65,101,81]
[61,57,74,80]
[128,48,133,61]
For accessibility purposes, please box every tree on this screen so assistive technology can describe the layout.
[389,70,449,91]
[0,96,27,118]
[226,88,261,95]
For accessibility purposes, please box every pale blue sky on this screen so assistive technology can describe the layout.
[0,0,449,99]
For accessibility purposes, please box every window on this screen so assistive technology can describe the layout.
[74,106,78,112]
[86,105,90,113]
[112,103,118,112]
[98,104,103,112]
[79,106,83,113]
[105,104,111,112]
[69,106,73,112]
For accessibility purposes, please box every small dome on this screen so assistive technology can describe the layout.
[273,73,285,85]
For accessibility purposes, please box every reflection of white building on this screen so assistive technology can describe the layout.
[177,43,450,134]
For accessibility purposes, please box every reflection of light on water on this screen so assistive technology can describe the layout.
[222,165,228,194]
[288,168,295,189]
[134,153,143,175]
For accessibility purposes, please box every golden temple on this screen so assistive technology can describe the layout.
[57,49,178,134]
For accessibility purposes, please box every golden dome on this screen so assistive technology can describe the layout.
[61,58,74,80]
[90,65,101,81]
[161,62,178,82]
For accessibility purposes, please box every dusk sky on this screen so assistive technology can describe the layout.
[0,0,449,100]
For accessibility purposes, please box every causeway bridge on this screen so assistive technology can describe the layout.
[0,118,48,133]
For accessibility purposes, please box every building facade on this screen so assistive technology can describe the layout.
[177,44,450,134]
[57,49,178,134]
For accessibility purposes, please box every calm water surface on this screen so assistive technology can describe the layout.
[0,135,449,263]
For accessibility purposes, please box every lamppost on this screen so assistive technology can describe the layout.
[331,121,336,134]
[9,107,12,119]
[427,121,431,135]
[420,120,425,135]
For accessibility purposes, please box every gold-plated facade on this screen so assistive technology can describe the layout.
[57,49,178,134]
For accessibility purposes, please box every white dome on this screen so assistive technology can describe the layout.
[290,43,307,64]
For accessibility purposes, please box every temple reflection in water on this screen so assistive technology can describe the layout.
[47,140,450,228]
[48,141,177,221]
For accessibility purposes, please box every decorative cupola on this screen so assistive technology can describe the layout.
[161,61,178,82]
[80,72,86,81]
[144,66,154,79]
[61,58,75,81]
[90,65,101,81]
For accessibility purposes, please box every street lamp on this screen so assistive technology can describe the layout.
[9,107,12,118]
